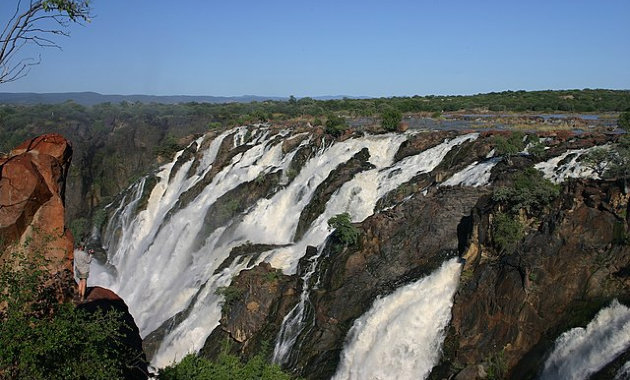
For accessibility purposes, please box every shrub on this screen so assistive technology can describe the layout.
[381,108,402,131]
[584,135,630,181]
[618,110,630,131]
[492,167,560,214]
[327,213,359,247]
[69,217,89,243]
[485,350,508,380]
[492,213,523,254]
[493,131,526,159]
[0,250,126,379]
[215,285,243,310]
[325,115,348,137]
[158,345,293,380]
[154,135,181,159]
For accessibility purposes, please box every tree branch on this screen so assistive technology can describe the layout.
[0,0,91,84]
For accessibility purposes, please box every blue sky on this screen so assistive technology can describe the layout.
[1,0,629,97]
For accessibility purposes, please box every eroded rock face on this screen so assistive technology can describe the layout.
[0,133,74,281]
[201,262,300,359]
[434,179,630,379]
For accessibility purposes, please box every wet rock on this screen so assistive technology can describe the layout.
[436,179,630,379]
[294,147,375,241]
[291,186,487,379]
[201,262,300,359]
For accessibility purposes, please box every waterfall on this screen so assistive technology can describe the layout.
[440,157,500,187]
[90,126,481,368]
[272,244,325,365]
[540,299,630,380]
[268,133,479,364]
[615,361,630,380]
[534,146,604,183]
[332,258,462,380]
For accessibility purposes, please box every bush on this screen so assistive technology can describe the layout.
[493,131,526,159]
[585,135,630,181]
[492,168,560,214]
[0,250,126,379]
[325,115,348,137]
[69,217,89,243]
[327,213,359,247]
[492,212,523,254]
[215,285,243,310]
[154,135,181,159]
[158,346,292,380]
[618,110,630,131]
[381,108,402,131]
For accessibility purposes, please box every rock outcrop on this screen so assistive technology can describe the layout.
[0,134,74,299]
[0,134,148,379]
[434,179,630,379]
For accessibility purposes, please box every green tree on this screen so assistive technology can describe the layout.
[158,346,293,380]
[618,110,630,131]
[381,108,402,131]
[327,212,359,246]
[0,0,91,84]
[325,114,349,137]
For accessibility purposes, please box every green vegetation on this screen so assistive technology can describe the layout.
[492,212,524,254]
[215,285,244,311]
[381,108,402,131]
[0,248,127,379]
[618,110,630,131]
[526,135,546,158]
[325,114,349,137]
[584,136,630,182]
[327,213,359,247]
[69,217,90,243]
[158,344,293,380]
[154,134,182,160]
[492,131,526,159]
[264,269,283,282]
[485,350,508,380]
[491,168,559,254]
[492,168,560,215]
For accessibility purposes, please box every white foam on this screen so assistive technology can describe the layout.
[541,300,630,380]
[333,259,462,380]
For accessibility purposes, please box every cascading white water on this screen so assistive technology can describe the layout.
[540,299,630,380]
[534,147,603,183]
[91,126,483,369]
[332,258,463,380]
[615,361,630,380]
[440,157,500,188]
[268,133,480,364]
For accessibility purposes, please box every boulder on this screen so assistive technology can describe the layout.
[0,134,74,298]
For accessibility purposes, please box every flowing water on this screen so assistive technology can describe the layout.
[332,259,462,380]
[541,300,630,380]
[88,124,613,375]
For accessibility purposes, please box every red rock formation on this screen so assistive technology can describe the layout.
[0,134,74,296]
[1,134,148,378]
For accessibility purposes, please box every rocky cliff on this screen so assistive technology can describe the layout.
[195,129,629,379]
[0,134,148,379]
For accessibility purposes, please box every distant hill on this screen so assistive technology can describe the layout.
[0,92,366,106]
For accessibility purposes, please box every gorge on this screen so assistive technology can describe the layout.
[80,123,629,378]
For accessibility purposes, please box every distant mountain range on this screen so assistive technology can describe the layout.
[0,92,366,106]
